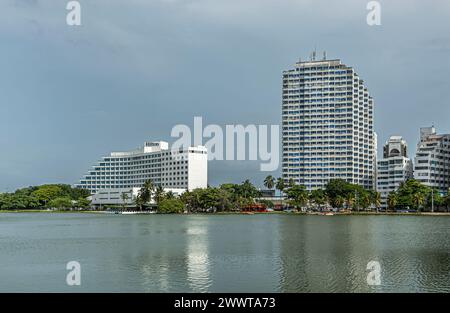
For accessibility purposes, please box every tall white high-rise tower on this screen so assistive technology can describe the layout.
[282,56,376,190]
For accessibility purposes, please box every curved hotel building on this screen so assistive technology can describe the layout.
[76,141,207,205]
[282,55,376,190]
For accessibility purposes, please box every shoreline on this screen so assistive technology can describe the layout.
[1,210,449,216]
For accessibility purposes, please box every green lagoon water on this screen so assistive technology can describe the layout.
[0,213,449,292]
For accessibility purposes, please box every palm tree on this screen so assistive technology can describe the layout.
[285,184,309,211]
[120,191,129,211]
[387,192,397,211]
[445,193,450,213]
[216,188,231,212]
[310,189,326,211]
[373,192,381,213]
[288,178,296,188]
[345,193,355,211]
[275,178,285,209]
[334,195,345,210]
[144,179,155,203]
[165,191,175,200]
[154,185,165,207]
[144,179,154,194]
[413,192,425,211]
[360,193,371,211]
[263,175,275,191]
[134,190,145,211]
[137,179,154,211]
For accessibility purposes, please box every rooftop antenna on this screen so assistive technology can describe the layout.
[323,51,327,60]
[312,50,316,61]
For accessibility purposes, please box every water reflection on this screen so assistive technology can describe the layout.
[277,216,450,292]
[0,214,448,292]
[185,218,211,292]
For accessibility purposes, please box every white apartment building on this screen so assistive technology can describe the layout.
[282,55,376,190]
[76,141,208,205]
[414,127,450,195]
[377,136,413,208]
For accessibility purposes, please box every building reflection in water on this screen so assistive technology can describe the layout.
[278,215,450,293]
[278,215,377,292]
[130,215,449,292]
[185,217,211,292]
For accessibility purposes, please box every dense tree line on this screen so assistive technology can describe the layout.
[0,184,91,210]
[263,177,450,212]
[119,177,450,213]
[264,176,381,211]
[133,179,261,213]
[3,178,448,213]
[132,177,383,213]
[386,179,450,212]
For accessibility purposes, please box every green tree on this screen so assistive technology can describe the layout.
[165,191,176,200]
[153,185,165,207]
[372,192,382,212]
[444,193,450,212]
[76,197,91,209]
[345,192,355,211]
[334,195,345,209]
[263,175,275,190]
[310,189,327,210]
[285,184,309,210]
[158,198,184,214]
[141,180,155,208]
[134,190,145,210]
[325,179,353,209]
[412,192,425,211]
[32,185,64,206]
[426,188,443,212]
[288,178,296,188]
[387,192,398,211]
[216,187,233,211]
[396,179,430,211]
[47,197,73,210]
[238,180,260,199]
[180,190,198,213]
[259,199,274,209]
[275,178,285,208]
[329,195,345,209]
[360,192,371,211]
[121,192,130,211]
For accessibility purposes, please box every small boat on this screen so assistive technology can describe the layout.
[324,212,334,216]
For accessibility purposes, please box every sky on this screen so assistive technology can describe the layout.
[1,0,449,191]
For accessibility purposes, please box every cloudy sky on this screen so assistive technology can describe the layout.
[1,0,449,191]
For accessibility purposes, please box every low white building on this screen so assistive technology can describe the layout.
[76,141,207,207]
[90,187,187,208]
[377,136,413,208]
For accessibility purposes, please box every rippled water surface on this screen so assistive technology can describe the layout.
[0,213,449,292]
